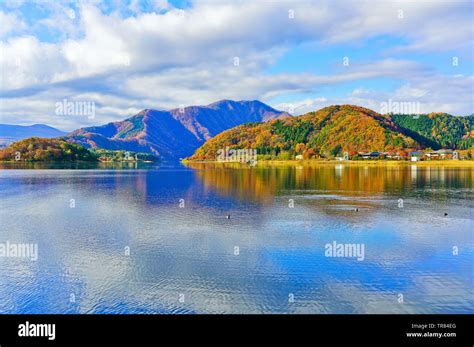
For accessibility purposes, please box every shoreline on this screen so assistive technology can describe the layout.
[1,159,473,169]
[183,159,474,167]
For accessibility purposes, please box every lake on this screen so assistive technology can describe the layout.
[0,162,472,313]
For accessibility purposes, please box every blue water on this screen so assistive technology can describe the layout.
[0,162,472,313]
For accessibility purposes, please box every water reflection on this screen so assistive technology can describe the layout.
[185,162,473,202]
[0,163,472,313]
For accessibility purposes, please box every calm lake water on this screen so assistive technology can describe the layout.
[0,162,472,314]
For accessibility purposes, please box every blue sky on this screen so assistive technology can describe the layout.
[0,0,472,131]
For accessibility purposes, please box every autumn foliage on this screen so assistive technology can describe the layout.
[0,137,98,162]
[188,105,423,161]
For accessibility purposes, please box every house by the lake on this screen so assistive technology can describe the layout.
[358,152,383,159]
[426,149,454,160]
[386,152,403,160]
[409,151,424,162]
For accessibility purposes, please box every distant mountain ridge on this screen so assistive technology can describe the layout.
[0,124,67,146]
[64,100,290,159]
[188,105,473,161]
[3,102,472,160]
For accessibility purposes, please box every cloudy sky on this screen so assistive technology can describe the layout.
[0,0,473,131]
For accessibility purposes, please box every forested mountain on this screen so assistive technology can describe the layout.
[391,113,473,149]
[63,100,289,159]
[189,105,424,160]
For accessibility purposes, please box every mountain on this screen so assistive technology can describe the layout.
[391,113,473,150]
[64,100,290,159]
[0,124,67,147]
[188,105,426,160]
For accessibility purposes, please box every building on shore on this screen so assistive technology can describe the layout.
[426,149,454,160]
[409,151,424,162]
[358,152,383,159]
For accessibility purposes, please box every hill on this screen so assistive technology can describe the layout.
[188,105,424,160]
[0,137,158,162]
[63,100,290,159]
[391,113,473,150]
[0,137,97,162]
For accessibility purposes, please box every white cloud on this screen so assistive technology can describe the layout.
[151,0,171,12]
[0,0,472,129]
[279,74,473,116]
[275,97,328,115]
[3,1,470,91]
[0,36,67,90]
[36,3,82,41]
[0,10,26,37]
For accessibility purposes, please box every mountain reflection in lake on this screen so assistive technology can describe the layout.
[0,162,472,313]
